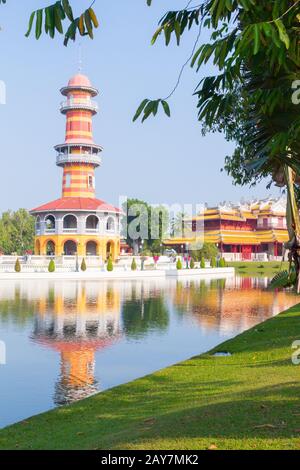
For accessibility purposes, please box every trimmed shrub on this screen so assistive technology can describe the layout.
[190,258,195,269]
[81,258,87,271]
[200,256,205,269]
[219,257,226,268]
[176,258,182,270]
[210,257,217,268]
[131,258,137,271]
[14,258,21,273]
[48,259,55,272]
[107,257,113,272]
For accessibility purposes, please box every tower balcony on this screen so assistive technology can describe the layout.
[60,98,98,114]
[56,152,102,168]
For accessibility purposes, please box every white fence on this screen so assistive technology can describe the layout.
[222,253,286,262]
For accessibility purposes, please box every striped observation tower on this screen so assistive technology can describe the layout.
[56,73,101,198]
[31,73,121,260]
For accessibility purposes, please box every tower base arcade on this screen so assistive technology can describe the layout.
[35,235,120,261]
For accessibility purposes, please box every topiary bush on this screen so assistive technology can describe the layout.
[219,257,226,268]
[48,259,55,272]
[210,257,217,268]
[176,258,182,270]
[190,258,195,269]
[131,258,137,271]
[14,258,21,273]
[81,258,87,271]
[107,257,113,272]
[200,256,205,269]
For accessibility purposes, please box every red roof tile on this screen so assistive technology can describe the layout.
[30,197,121,214]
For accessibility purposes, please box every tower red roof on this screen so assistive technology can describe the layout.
[30,197,121,214]
[68,73,92,88]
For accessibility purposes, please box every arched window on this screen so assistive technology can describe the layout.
[86,241,98,256]
[106,217,115,232]
[45,215,56,232]
[63,240,77,255]
[46,240,55,256]
[63,214,77,231]
[35,216,41,232]
[86,215,99,231]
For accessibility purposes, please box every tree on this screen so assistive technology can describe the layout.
[48,259,55,272]
[81,258,87,271]
[107,257,113,272]
[0,209,35,255]
[200,256,205,269]
[190,242,219,261]
[122,198,169,254]
[210,257,217,268]
[176,258,182,270]
[131,258,137,271]
[14,258,21,273]
[1,1,100,47]
[134,1,300,290]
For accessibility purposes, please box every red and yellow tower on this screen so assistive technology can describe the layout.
[31,73,121,260]
[57,74,101,198]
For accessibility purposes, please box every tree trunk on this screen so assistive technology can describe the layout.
[284,165,300,293]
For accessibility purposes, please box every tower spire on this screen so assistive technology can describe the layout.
[78,43,83,73]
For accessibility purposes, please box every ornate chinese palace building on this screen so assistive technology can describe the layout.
[164,197,289,261]
[30,73,121,260]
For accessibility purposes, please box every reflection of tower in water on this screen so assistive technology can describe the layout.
[31,282,121,405]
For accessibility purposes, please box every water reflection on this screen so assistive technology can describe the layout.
[173,277,295,333]
[0,276,298,427]
[31,284,122,405]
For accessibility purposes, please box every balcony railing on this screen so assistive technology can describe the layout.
[56,152,101,167]
[60,99,98,113]
[63,228,78,233]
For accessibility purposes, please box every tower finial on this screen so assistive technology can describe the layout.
[78,43,83,73]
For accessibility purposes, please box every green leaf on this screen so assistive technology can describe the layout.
[142,101,156,122]
[253,24,260,55]
[54,4,63,34]
[25,11,35,37]
[274,19,290,49]
[133,99,149,122]
[35,9,43,40]
[174,20,181,46]
[62,0,74,21]
[161,100,171,117]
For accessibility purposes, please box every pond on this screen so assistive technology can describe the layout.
[0,275,298,428]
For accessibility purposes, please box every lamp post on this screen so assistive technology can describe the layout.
[75,239,79,272]
[186,243,190,269]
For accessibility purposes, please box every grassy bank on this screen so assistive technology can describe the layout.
[228,261,289,277]
[1,303,300,450]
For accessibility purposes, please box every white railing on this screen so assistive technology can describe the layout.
[63,228,78,233]
[60,99,98,112]
[56,153,101,166]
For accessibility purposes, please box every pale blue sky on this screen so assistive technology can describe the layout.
[0,0,281,213]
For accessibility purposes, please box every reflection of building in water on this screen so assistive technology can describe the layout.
[30,282,122,405]
[172,277,299,335]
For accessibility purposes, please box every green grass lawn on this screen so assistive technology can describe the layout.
[1,303,300,450]
[228,261,289,277]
